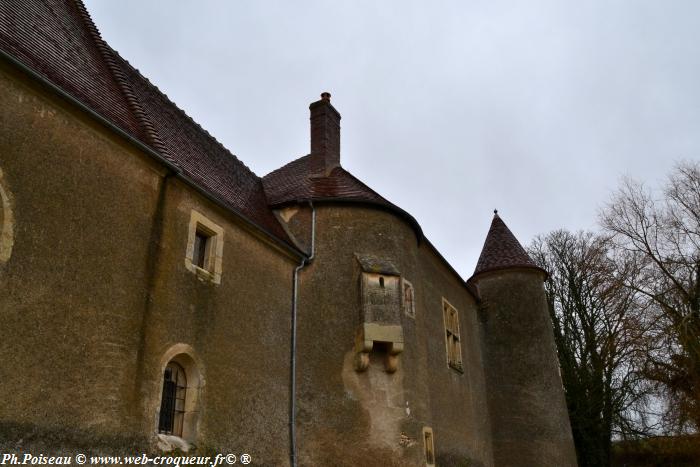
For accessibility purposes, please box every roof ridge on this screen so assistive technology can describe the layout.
[110,48,261,180]
[70,0,177,166]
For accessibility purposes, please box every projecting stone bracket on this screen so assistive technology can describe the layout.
[354,323,404,373]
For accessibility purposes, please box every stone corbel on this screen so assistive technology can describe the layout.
[354,323,404,373]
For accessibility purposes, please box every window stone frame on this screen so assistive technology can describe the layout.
[442,298,463,372]
[155,344,204,445]
[184,210,224,284]
[423,426,436,466]
[0,167,15,264]
[402,278,415,319]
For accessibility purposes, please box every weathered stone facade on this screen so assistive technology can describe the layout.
[0,2,577,466]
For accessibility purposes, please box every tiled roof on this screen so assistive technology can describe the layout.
[263,154,387,204]
[471,213,544,278]
[0,0,146,142]
[0,0,290,243]
[114,54,288,240]
[1,0,492,294]
[262,154,422,234]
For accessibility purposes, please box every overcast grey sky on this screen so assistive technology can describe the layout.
[84,0,700,278]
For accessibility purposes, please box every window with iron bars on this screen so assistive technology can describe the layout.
[158,361,187,436]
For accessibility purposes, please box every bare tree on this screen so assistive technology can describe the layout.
[601,161,700,433]
[530,230,653,467]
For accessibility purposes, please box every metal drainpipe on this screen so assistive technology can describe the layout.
[290,201,315,467]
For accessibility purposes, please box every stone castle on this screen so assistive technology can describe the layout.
[0,1,577,465]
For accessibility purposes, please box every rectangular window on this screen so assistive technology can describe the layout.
[193,231,209,269]
[443,299,463,372]
[423,427,435,466]
[402,279,415,318]
[185,210,224,284]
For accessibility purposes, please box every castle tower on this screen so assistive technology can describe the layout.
[470,212,577,466]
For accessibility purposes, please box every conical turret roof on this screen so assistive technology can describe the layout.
[471,212,544,278]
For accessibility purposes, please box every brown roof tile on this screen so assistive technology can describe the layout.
[262,154,386,205]
[0,0,290,244]
[1,0,499,294]
[0,0,146,142]
[471,213,543,278]
[114,54,289,240]
[262,154,423,236]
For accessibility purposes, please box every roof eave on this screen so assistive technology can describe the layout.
[269,197,481,301]
[468,264,548,282]
[0,49,304,262]
[269,196,425,241]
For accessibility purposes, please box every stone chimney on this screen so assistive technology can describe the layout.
[309,92,341,176]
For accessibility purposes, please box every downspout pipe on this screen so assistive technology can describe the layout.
[290,201,315,467]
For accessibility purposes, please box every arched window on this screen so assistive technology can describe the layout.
[158,362,187,436]
[155,348,203,443]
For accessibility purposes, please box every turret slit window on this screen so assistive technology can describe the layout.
[423,427,435,466]
[158,362,187,437]
[442,299,463,372]
[402,279,415,318]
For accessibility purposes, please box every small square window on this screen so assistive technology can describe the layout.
[185,210,224,284]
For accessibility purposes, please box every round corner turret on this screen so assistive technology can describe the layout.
[473,213,577,466]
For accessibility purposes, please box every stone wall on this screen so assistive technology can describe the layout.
[474,269,577,467]
[284,204,494,467]
[0,57,577,466]
[0,62,296,465]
